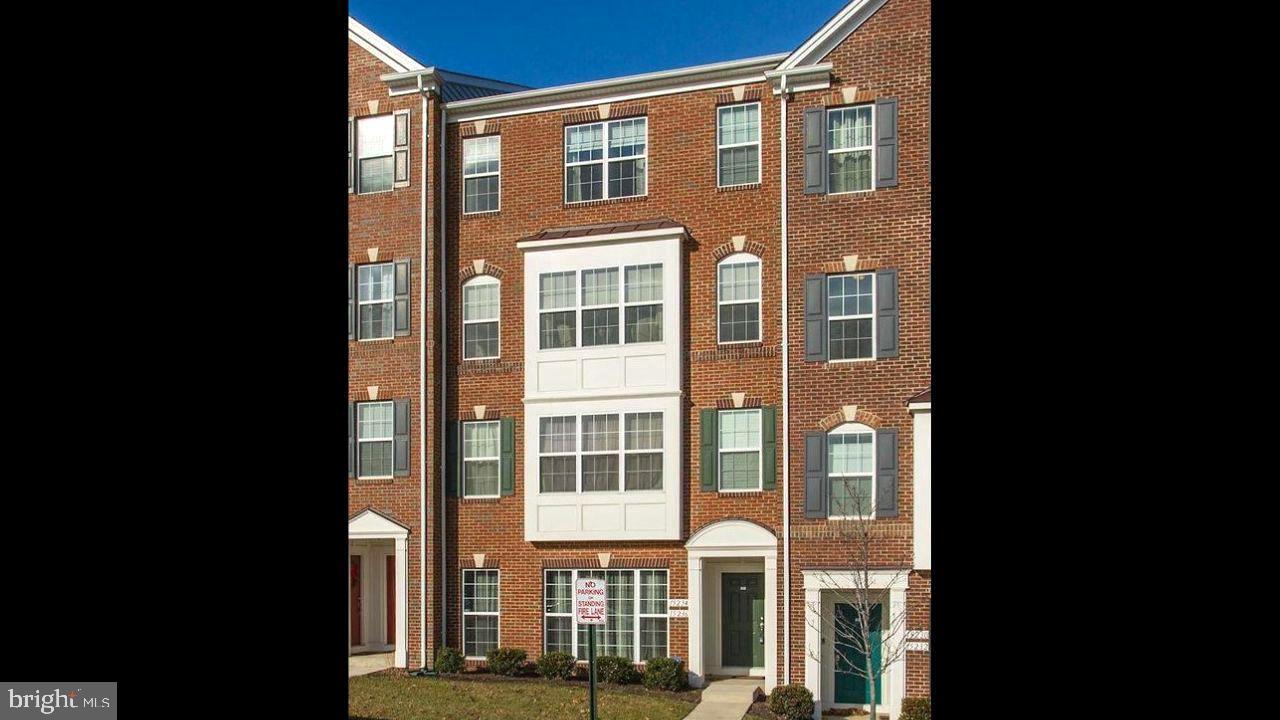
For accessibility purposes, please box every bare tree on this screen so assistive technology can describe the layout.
[805,479,910,720]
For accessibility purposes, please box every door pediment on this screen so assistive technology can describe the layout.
[349,507,409,538]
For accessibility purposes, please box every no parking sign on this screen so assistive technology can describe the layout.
[574,578,607,625]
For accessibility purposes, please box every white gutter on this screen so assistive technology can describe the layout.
[438,101,449,652]
[419,91,430,670]
[778,70,792,686]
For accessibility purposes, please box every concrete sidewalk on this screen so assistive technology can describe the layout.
[685,677,760,719]
[348,652,394,677]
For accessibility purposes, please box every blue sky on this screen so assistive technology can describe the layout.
[350,0,848,88]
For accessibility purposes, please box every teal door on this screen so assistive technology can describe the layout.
[722,573,765,668]
[834,602,882,704]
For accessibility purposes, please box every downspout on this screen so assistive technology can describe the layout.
[438,101,448,651]
[778,70,792,686]
[418,81,428,670]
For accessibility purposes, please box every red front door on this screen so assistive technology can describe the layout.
[385,555,395,644]
[350,555,362,646]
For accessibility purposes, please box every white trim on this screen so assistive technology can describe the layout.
[446,55,786,122]
[461,568,501,660]
[779,73,791,685]
[776,0,889,71]
[461,274,501,361]
[348,16,424,73]
[716,252,763,344]
[516,225,687,251]
[716,102,763,189]
[419,91,427,671]
[907,401,931,412]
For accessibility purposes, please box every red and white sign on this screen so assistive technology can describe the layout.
[574,578,607,625]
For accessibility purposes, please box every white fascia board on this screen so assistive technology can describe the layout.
[765,64,834,94]
[445,54,787,123]
[908,401,931,413]
[380,68,441,96]
[777,0,888,71]
[515,226,687,251]
[348,16,425,73]
[801,568,909,591]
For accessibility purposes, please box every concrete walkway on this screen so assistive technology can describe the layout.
[348,652,394,677]
[685,677,760,719]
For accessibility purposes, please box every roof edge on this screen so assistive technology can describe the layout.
[348,16,425,73]
[777,0,889,70]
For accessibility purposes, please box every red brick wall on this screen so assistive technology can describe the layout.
[783,0,931,690]
[348,38,427,668]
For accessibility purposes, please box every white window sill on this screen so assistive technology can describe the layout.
[827,189,875,196]
[462,495,501,500]
[463,208,501,216]
[357,476,394,481]
[828,357,875,364]
[718,487,763,494]
[356,188,394,197]
[462,355,501,362]
[717,339,763,346]
[717,181,761,190]
[357,337,395,343]
[564,192,649,206]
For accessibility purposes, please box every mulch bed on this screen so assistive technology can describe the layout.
[742,700,886,720]
[369,667,703,704]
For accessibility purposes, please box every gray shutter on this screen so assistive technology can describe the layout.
[761,406,776,490]
[875,428,898,517]
[803,107,827,194]
[875,268,899,358]
[393,109,410,188]
[394,259,410,336]
[348,401,355,478]
[500,418,515,495]
[804,431,828,518]
[447,421,460,496]
[700,409,717,491]
[875,97,898,188]
[349,263,356,340]
[805,274,827,361]
[393,398,410,476]
[348,117,355,193]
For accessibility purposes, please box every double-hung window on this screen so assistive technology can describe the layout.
[462,569,500,658]
[539,271,577,349]
[717,102,761,187]
[564,118,647,203]
[624,264,663,343]
[356,114,395,194]
[580,414,620,492]
[581,268,620,346]
[828,273,874,361]
[356,401,394,479]
[718,409,762,491]
[717,254,761,343]
[462,420,501,497]
[828,105,874,194]
[624,412,663,490]
[358,263,395,340]
[462,275,500,360]
[463,136,501,213]
[828,423,874,518]
[544,569,668,661]
[539,416,577,493]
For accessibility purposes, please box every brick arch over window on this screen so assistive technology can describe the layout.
[458,260,505,282]
[817,404,883,431]
[712,240,766,262]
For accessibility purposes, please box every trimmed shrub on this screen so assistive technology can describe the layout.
[594,655,640,684]
[641,657,687,691]
[435,646,464,674]
[537,651,578,680]
[768,684,815,720]
[900,698,930,720]
[485,647,527,676]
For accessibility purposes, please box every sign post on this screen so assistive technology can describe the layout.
[575,577,607,720]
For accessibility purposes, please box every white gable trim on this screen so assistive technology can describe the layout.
[776,0,890,71]
[349,508,410,539]
[349,16,424,73]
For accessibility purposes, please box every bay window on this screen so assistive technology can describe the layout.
[623,264,663,343]
[537,264,663,350]
[537,411,665,493]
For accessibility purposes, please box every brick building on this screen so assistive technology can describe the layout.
[348,1,930,716]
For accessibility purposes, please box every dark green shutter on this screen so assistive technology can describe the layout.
[394,259,410,337]
[500,417,515,496]
[803,107,827,194]
[875,428,898,516]
[761,406,776,490]
[447,421,460,496]
[393,398,410,476]
[348,401,355,478]
[700,409,718,491]
[349,263,356,340]
[805,274,827,361]
[874,97,898,188]
[804,431,828,517]
[875,268,899,358]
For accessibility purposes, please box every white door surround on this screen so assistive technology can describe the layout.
[349,508,410,668]
[802,569,907,720]
[686,519,778,692]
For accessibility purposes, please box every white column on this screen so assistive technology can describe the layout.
[347,546,352,656]
[764,554,778,692]
[887,587,906,720]
[395,537,409,668]
[687,555,704,687]
[804,587,823,720]
[912,410,931,570]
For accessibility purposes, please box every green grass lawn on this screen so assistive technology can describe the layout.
[350,670,699,720]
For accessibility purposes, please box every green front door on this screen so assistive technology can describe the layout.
[834,602,882,704]
[721,573,765,668]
